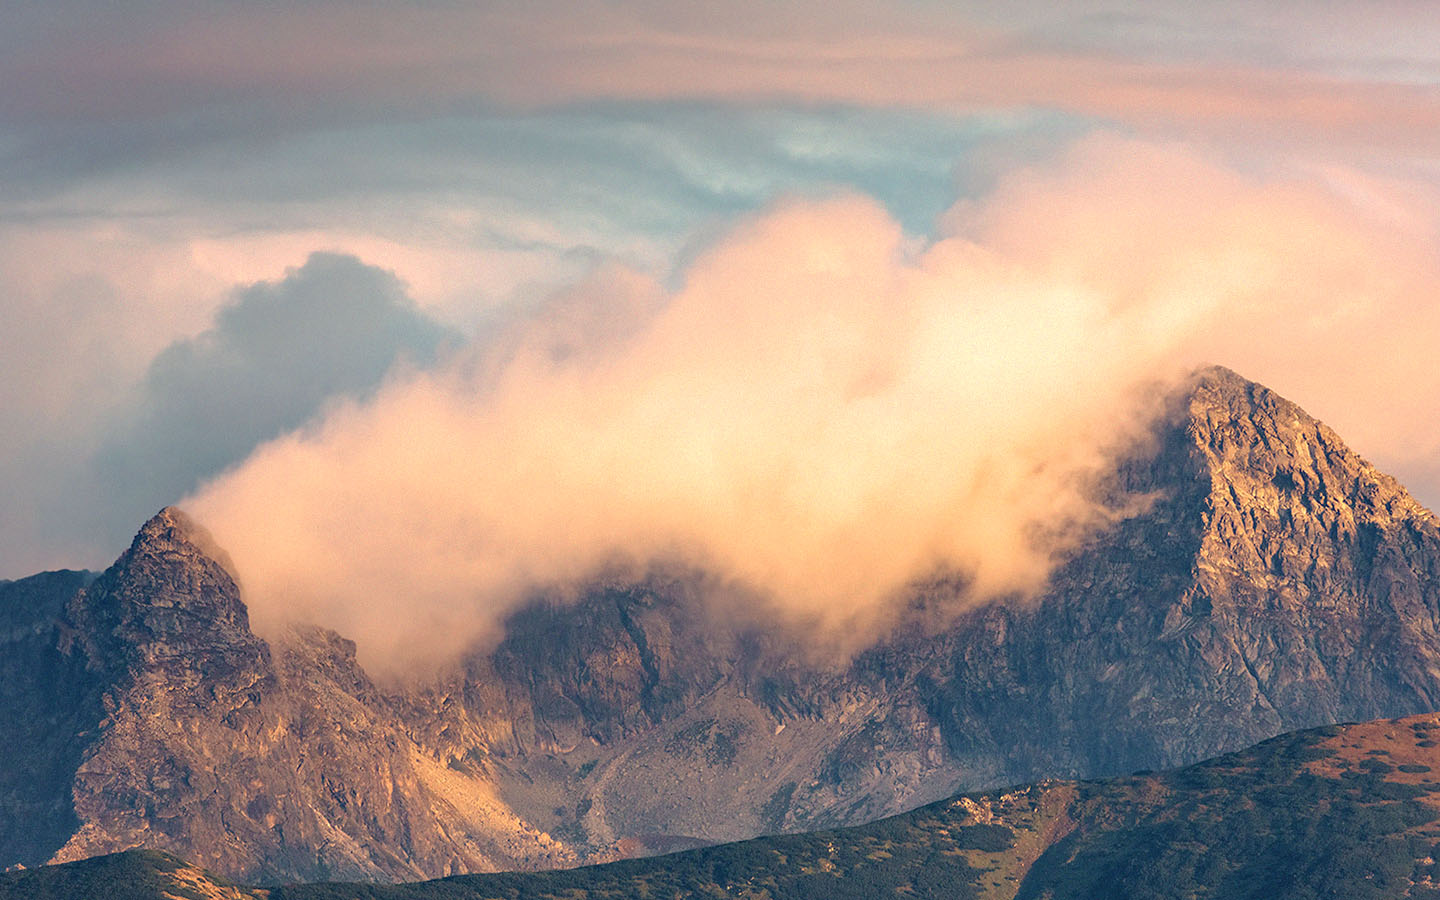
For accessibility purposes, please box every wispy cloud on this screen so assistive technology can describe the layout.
[6,1,1439,157]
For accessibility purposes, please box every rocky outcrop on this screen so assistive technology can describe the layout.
[904,367,1440,795]
[1,510,571,882]
[0,569,95,868]
[3,367,1440,881]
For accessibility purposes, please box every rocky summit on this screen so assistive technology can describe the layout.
[2,366,1440,883]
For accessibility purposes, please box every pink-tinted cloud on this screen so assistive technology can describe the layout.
[7,1,1440,156]
[187,135,1440,674]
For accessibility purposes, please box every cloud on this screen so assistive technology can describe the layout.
[4,0,1439,672]
[6,1,1440,161]
[945,137,1440,484]
[0,223,240,574]
[183,135,1440,675]
[0,104,1061,580]
[189,196,1158,672]
[92,252,453,552]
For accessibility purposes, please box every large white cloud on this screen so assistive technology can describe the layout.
[188,137,1440,674]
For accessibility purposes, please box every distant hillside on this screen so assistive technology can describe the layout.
[0,850,250,900]
[10,713,1440,899]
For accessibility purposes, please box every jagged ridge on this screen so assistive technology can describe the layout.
[1,367,1439,881]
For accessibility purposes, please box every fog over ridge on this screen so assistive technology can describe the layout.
[185,135,1440,674]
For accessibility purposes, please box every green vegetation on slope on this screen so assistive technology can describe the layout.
[0,851,222,900]
[1022,725,1440,900]
[269,820,1019,900]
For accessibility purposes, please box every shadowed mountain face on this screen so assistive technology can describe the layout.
[2,367,1439,883]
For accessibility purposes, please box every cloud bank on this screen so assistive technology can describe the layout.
[0,104,1057,578]
[93,253,453,548]
[0,252,452,575]
[187,136,1440,673]
[9,1,1440,162]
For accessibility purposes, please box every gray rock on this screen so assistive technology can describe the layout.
[2,366,1439,881]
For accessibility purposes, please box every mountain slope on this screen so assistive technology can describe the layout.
[0,511,572,881]
[11,712,1440,900]
[424,365,1440,848]
[0,569,95,866]
[2,366,1440,881]
[273,712,1440,899]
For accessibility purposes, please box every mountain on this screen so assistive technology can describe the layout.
[11,712,1440,899]
[2,366,1440,882]
[0,510,572,882]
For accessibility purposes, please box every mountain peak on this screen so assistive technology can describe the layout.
[68,507,261,679]
[135,505,197,540]
[1188,363,1249,389]
[1179,366,1436,530]
[129,507,239,583]
[1184,365,1304,425]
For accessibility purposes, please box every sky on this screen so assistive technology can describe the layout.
[5,1,1440,668]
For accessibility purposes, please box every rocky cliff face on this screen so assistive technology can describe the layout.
[2,367,1439,882]
[0,568,95,866]
[901,368,1440,793]
[405,366,1440,847]
[0,510,571,882]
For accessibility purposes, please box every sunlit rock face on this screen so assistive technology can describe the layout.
[0,510,573,883]
[904,366,1440,791]
[2,367,1439,883]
